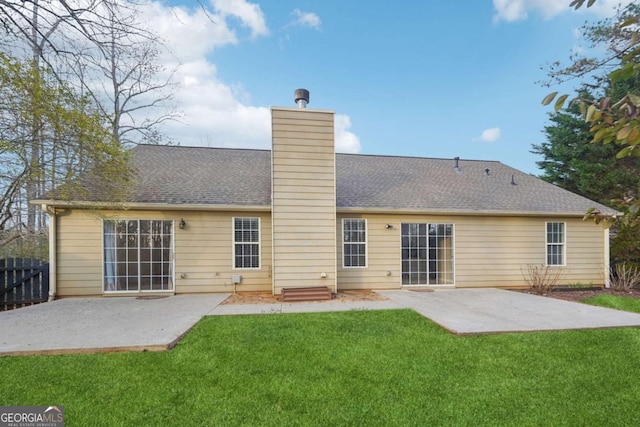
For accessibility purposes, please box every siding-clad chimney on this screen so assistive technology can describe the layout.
[270,90,337,294]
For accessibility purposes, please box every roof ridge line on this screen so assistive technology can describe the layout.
[134,144,271,153]
[336,152,501,163]
[134,144,502,163]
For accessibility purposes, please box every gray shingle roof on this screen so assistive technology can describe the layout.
[114,144,617,215]
[130,145,271,206]
[336,154,615,214]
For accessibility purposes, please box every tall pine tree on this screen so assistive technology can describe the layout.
[532,103,640,207]
[533,96,640,268]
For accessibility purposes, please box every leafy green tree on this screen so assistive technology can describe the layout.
[535,86,640,206]
[535,97,640,269]
[540,1,640,269]
[543,1,640,222]
[0,53,131,249]
[544,2,640,88]
[533,105,640,206]
[0,0,178,232]
[610,222,640,269]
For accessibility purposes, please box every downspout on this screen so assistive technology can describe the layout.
[604,226,610,289]
[42,204,57,301]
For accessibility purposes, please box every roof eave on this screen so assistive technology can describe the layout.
[32,200,271,212]
[32,199,621,218]
[336,206,622,218]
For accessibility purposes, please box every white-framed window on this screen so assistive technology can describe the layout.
[103,219,174,292]
[343,218,367,268]
[546,222,566,266]
[233,217,260,269]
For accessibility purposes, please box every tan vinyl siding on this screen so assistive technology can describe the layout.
[337,214,607,290]
[336,214,402,290]
[56,209,272,297]
[271,107,337,294]
[56,211,103,296]
[57,209,606,296]
[453,216,602,287]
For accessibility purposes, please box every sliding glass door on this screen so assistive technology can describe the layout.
[104,220,174,292]
[401,223,454,285]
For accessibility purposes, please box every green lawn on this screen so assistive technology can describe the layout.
[583,293,640,313]
[2,309,640,426]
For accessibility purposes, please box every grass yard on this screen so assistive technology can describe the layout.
[1,309,640,426]
[583,293,640,313]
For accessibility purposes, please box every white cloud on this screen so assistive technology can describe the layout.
[493,0,634,22]
[144,3,239,58]
[135,1,271,148]
[493,0,529,22]
[335,115,361,153]
[156,57,271,149]
[478,127,502,142]
[7,0,358,152]
[288,9,322,30]
[280,9,321,49]
[211,0,269,38]
[116,1,360,152]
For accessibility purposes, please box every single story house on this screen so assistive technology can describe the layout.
[35,91,616,298]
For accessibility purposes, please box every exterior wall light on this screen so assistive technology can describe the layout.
[179,218,186,229]
[385,224,394,229]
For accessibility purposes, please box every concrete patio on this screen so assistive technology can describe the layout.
[378,288,640,334]
[0,294,228,356]
[2,289,640,356]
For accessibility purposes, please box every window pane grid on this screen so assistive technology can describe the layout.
[233,217,260,269]
[401,223,453,285]
[343,219,366,268]
[546,222,565,266]
[104,220,173,292]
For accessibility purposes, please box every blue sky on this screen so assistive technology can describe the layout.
[147,0,631,174]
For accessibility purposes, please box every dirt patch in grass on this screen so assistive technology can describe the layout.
[518,288,640,302]
[225,287,640,305]
[222,290,388,305]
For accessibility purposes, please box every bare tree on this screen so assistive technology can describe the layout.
[0,0,102,55]
[70,0,178,146]
[0,0,179,257]
[1,0,106,231]
[2,0,178,146]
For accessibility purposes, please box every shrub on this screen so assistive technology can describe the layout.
[521,264,562,295]
[608,263,640,292]
[611,220,640,272]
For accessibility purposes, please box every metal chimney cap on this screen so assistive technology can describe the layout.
[294,88,310,108]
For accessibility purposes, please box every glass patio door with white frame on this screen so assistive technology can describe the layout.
[401,223,454,286]
[103,219,174,292]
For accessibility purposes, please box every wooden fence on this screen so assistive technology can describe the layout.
[0,258,50,311]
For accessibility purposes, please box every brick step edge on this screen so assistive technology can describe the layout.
[282,287,332,302]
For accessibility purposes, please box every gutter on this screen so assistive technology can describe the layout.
[30,200,271,213]
[42,204,57,301]
[336,206,621,219]
[31,200,620,220]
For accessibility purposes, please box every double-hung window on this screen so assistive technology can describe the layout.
[233,217,260,269]
[343,218,367,268]
[546,222,565,266]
